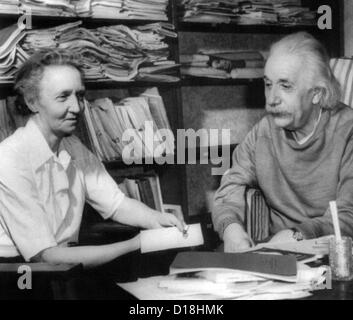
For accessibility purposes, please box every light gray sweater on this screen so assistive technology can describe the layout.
[212,103,353,239]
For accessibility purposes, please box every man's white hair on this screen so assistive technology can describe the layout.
[269,32,341,109]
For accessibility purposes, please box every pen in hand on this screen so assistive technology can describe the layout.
[183,225,189,238]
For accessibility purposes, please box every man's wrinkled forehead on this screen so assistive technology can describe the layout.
[264,51,305,83]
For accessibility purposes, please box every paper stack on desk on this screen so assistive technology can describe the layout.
[118,264,328,300]
[117,251,328,300]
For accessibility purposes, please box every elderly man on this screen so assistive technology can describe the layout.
[0,49,184,267]
[212,32,353,252]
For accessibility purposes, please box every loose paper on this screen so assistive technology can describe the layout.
[140,223,204,253]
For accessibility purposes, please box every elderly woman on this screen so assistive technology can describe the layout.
[213,32,353,252]
[0,49,184,267]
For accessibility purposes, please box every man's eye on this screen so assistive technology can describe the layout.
[264,82,272,88]
[58,95,68,101]
[281,83,292,90]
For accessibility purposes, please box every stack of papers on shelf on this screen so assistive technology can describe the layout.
[179,0,317,26]
[0,0,20,14]
[180,49,266,79]
[2,20,178,83]
[0,24,26,83]
[75,0,169,20]
[117,251,328,300]
[19,0,76,16]
[0,0,170,20]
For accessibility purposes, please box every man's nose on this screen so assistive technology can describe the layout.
[267,87,281,107]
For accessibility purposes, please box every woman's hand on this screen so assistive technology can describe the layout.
[149,211,186,232]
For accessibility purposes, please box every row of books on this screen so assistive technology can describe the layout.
[118,173,164,212]
[180,49,266,79]
[0,96,29,143]
[83,87,175,162]
[0,0,169,20]
[0,21,179,83]
[179,0,317,26]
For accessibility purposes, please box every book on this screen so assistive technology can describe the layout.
[170,251,297,280]
[209,56,264,72]
[137,178,156,210]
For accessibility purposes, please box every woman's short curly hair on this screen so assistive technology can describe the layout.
[14,48,83,115]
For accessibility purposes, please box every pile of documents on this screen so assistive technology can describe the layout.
[84,87,175,162]
[19,0,76,16]
[76,0,169,20]
[0,0,169,19]
[180,49,266,79]
[118,237,332,300]
[0,25,27,83]
[118,250,329,300]
[179,0,317,26]
[0,0,20,14]
[0,21,179,83]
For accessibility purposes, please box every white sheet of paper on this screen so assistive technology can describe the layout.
[140,223,204,253]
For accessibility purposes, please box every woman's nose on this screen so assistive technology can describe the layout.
[69,96,82,113]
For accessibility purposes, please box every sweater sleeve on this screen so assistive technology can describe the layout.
[295,134,353,239]
[212,124,259,239]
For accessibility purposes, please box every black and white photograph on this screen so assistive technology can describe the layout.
[0,0,353,306]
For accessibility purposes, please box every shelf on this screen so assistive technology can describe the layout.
[0,79,181,91]
[0,13,170,27]
[177,22,324,34]
[181,76,264,86]
[103,155,178,170]
[2,77,265,90]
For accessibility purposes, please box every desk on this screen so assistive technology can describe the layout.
[2,251,352,300]
[111,251,353,300]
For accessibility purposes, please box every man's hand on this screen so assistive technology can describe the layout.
[149,211,186,232]
[223,223,254,252]
[268,229,296,243]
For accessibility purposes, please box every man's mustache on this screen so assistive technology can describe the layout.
[266,110,291,117]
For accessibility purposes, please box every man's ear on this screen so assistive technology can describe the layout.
[312,87,323,105]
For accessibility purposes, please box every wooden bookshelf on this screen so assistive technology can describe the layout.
[0,0,344,221]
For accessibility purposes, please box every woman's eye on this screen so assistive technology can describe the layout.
[58,95,68,101]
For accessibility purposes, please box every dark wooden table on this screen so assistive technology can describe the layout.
[89,251,353,300]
